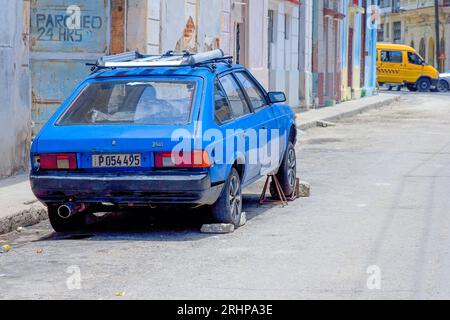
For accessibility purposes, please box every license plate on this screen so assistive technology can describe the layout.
[92,154,141,168]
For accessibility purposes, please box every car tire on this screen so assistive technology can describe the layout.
[270,142,297,199]
[211,168,242,227]
[416,78,431,92]
[48,205,86,232]
[437,79,449,93]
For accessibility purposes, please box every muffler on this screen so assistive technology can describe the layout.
[57,203,86,219]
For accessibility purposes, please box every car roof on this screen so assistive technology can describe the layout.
[377,43,415,52]
[88,63,245,80]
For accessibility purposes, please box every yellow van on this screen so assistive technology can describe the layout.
[377,43,439,92]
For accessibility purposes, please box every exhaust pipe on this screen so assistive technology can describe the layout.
[57,203,85,219]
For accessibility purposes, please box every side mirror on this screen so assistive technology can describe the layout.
[268,91,286,104]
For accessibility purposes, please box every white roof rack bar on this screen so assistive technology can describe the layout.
[97,51,142,66]
[105,60,185,67]
[185,49,224,65]
[96,49,226,68]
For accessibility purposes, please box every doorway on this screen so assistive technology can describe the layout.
[348,27,354,89]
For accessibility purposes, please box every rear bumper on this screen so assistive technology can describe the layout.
[30,171,223,205]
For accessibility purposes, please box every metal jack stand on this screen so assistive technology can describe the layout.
[289,178,301,202]
[259,175,301,207]
[259,175,288,207]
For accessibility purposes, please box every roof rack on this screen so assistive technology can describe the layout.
[88,49,233,72]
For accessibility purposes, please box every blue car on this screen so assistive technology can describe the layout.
[30,50,297,232]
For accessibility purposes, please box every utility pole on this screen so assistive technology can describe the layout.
[435,0,441,71]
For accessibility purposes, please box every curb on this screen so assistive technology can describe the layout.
[296,95,401,131]
[0,203,47,235]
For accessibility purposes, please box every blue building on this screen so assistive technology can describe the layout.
[340,0,378,101]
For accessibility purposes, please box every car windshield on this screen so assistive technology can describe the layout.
[58,80,196,126]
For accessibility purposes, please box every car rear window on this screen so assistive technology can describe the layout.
[58,80,196,126]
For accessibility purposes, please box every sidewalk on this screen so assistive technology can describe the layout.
[296,93,400,130]
[0,174,46,234]
[0,93,401,235]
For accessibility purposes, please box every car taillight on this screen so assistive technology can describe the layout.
[38,153,77,170]
[155,151,211,168]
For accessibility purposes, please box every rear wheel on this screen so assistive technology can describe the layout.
[416,78,431,92]
[211,168,242,227]
[48,205,86,232]
[270,142,297,199]
[437,79,449,92]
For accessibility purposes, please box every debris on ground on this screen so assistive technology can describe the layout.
[16,227,25,233]
[299,181,311,198]
[115,291,125,297]
[317,120,337,128]
[36,248,44,254]
[0,244,11,253]
[200,224,235,234]
[239,212,247,227]
[22,200,38,205]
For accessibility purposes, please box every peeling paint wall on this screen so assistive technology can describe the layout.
[158,0,222,53]
[0,0,31,177]
[198,0,222,51]
[30,0,110,135]
[160,0,198,52]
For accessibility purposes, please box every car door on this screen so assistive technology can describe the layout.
[379,50,403,84]
[405,51,425,83]
[216,73,258,185]
[233,70,280,177]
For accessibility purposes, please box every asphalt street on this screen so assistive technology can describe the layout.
[1,92,450,299]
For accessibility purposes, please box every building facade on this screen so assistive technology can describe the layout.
[0,0,31,177]
[305,0,378,108]
[340,0,378,102]
[0,0,378,177]
[378,0,450,72]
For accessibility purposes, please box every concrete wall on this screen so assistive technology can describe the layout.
[246,0,270,89]
[268,0,300,106]
[198,0,222,51]
[0,0,31,177]
[299,0,313,108]
[126,0,148,52]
